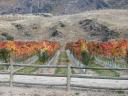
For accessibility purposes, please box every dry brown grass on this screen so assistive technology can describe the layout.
[0,9,127,44]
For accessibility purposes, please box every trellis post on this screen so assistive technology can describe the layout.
[67,64,71,91]
[9,57,14,87]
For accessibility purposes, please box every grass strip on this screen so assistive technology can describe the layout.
[89,63,120,77]
[17,60,42,74]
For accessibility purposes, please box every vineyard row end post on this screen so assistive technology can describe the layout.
[67,64,71,91]
[10,58,14,87]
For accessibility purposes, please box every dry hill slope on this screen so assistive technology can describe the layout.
[0,9,128,46]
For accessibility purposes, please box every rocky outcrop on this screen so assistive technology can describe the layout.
[48,27,64,38]
[0,33,14,40]
[79,19,120,41]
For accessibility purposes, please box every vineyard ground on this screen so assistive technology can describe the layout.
[0,86,128,96]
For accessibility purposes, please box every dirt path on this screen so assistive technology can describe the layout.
[36,51,60,74]
[0,86,128,96]
[55,50,72,74]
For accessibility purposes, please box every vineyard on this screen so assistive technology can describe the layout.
[0,40,59,61]
[0,40,60,73]
[66,39,128,77]
[0,39,128,91]
[66,39,128,58]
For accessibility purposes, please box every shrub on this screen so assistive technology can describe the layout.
[0,48,10,63]
[1,33,14,40]
[36,49,49,63]
[81,50,95,66]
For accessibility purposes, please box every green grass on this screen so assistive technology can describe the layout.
[55,67,74,74]
[55,51,73,74]
[116,90,125,96]
[55,51,68,74]
[17,60,42,74]
[57,51,69,64]
[15,54,35,63]
[57,51,70,63]
[117,90,125,94]
[88,63,120,77]
[55,68,68,74]
[59,51,67,58]
[0,65,7,70]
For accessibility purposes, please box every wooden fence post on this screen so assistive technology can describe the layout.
[67,64,71,91]
[126,48,128,64]
[10,58,14,87]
